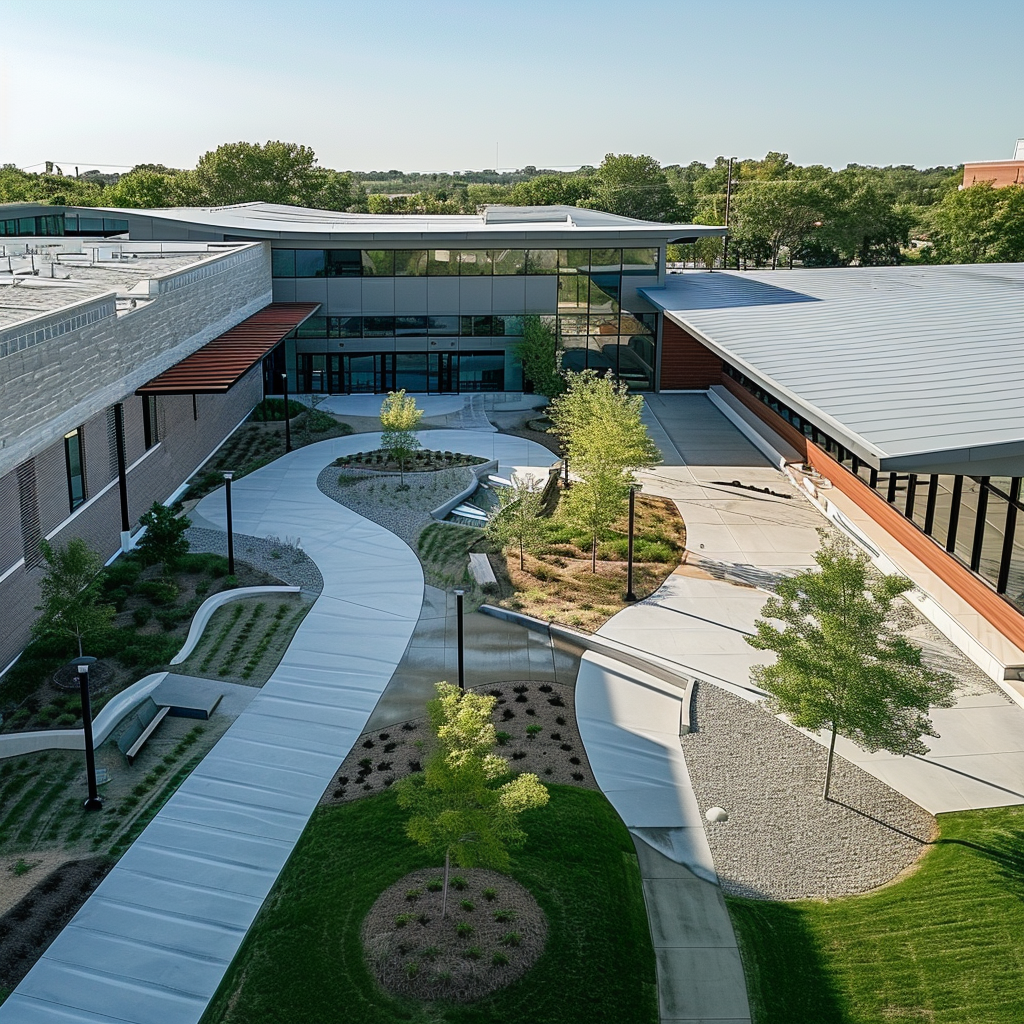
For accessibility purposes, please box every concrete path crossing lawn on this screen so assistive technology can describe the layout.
[0,429,552,1024]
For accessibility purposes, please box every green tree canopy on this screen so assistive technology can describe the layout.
[395,682,549,916]
[32,538,115,658]
[923,182,1024,264]
[379,389,423,486]
[506,173,596,207]
[584,153,680,222]
[136,502,191,571]
[486,473,547,570]
[746,530,957,799]
[514,315,563,398]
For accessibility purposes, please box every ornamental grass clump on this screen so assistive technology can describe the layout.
[395,681,549,918]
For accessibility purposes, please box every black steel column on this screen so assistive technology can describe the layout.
[924,475,939,536]
[869,467,879,490]
[281,372,292,453]
[113,403,130,534]
[905,474,918,520]
[997,478,1021,594]
[970,478,990,572]
[886,473,898,503]
[454,589,465,691]
[76,657,102,811]
[625,485,638,603]
[946,476,963,552]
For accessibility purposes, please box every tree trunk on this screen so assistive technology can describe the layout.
[441,849,451,919]
[823,723,838,801]
[591,534,597,573]
[519,538,524,571]
[399,457,405,488]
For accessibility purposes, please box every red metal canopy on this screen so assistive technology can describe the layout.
[136,302,319,396]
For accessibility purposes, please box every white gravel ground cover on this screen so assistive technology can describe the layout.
[185,526,324,595]
[682,682,937,900]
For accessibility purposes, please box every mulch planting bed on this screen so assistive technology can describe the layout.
[321,680,596,805]
[362,867,546,1003]
[0,857,111,994]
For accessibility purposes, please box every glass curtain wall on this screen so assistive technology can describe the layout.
[296,353,505,394]
[723,363,1024,614]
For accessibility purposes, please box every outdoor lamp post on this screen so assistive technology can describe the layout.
[280,372,292,453]
[625,483,641,603]
[454,588,466,691]
[223,471,235,576]
[72,656,102,811]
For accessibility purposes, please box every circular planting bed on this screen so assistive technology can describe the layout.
[335,449,486,473]
[362,867,547,1003]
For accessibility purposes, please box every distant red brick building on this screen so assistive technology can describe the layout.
[962,140,1024,188]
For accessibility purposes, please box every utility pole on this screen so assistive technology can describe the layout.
[722,157,736,270]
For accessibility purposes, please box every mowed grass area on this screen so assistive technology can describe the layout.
[201,785,658,1024]
[728,806,1024,1024]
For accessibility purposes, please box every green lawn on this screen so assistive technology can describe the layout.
[201,785,657,1024]
[728,805,1024,1024]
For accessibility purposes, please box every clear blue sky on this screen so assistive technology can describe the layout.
[3,0,1021,174]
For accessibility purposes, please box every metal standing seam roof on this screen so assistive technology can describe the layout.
[641,265,1024,474]
[136,302,320,395]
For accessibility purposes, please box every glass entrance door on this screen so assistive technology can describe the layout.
[429,353,457,393]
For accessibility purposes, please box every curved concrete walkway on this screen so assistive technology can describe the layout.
[0,428,552,1024]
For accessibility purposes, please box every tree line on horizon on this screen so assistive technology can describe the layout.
[2,140,1020,266]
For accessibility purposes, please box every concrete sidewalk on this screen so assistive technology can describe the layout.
[611,394,1024,815]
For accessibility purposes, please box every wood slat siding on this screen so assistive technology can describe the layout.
[660,319,723,389]
[721,373,1024,653]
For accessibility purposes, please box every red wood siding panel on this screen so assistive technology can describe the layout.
[659,318,723,390]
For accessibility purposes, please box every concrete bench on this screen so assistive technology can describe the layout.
[117,697,170,765]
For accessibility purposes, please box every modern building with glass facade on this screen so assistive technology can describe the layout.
[56,202,726,396]
[644,264,1024,676]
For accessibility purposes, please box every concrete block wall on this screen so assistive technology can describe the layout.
[0,366,263,673]
[0,243,271,480]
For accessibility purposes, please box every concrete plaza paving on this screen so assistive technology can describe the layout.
[610,394,1024,815]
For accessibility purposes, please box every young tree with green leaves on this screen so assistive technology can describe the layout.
[395,682,549,917]
[514,316,564,398]
[379,390,423,487]
[746,531,957,800]
[32,539,115,658]
[560,464,632,572]
[584,153,680,222]
[486,473,546,570]
[136,502,191,571]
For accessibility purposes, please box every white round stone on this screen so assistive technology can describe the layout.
[705,806,729,823]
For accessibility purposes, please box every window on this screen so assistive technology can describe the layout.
[271,249,295,277]
[456,250,492,275]
[622,248,658,274]
[325,250,361,277]
[427,249,458,276]
[427,316,459,335]
[142,395,159,450]
[492,249,527,275]
[363,316,395,337]
[525,250,557,275]
[362,250,395,276]
[296,316,329,338]
[65,429,86,511]
[294,250,326,277]
[330,316,363,339]
[395,316,429,336]
[394,250,428,276]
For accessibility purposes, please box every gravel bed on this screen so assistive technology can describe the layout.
[681,683,936,900]
[185,527,323,596]
[362,867,546,1003]
[317,464,475,547]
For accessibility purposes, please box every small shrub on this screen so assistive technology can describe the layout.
[422,946,440,961]
[525,708,536,716]
[501,708,515,721]
[405,889,423,902]
[376,761,392,772]
[426,878,443,892]
[55,713,76,727]
[132,606,153,627]
[492,951,510,966]
[362,739,375,749]
[395,913,415,928]
[561,742,573,751]
[570,756,581,765]
[493,909,516,923]
[548,696,565,707]
[514,694,528,704]
[539,684,553,693]
[556,716,567,726]
[11,859,31,876]
[512,684,528,694]
[451,876,468,891]
[405,961,419,978]
[572,771,584,781]
[464,946,482,960]
[511,750,526,760]
[550,732,562,741]
[495,731,511,746]
[455,922,473,938]
[500,931,521,947]
[383,742,397,753]
[526,724,542,738]
[460,899,474,912]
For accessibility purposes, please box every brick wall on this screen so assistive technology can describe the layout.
[659,318,723,390]
[0,367,263,671]
[962,162,1024,188]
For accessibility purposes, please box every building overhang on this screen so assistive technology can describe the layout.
[136,302,319,396]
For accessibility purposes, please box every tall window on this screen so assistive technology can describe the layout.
[142,395,159,450]
[64,428,85,511]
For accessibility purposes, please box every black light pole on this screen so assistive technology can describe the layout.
[73,656,102,811]
[625,484,640,602]
[454,588,466,691]
[223,471,235,576]
[280,372,292,453]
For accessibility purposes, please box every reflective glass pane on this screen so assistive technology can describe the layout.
[396,353,428,391]
[296,316,329,338]
[622,248,658,273]
[976,487,1009,589]
[590,248,621,272]
[362,250,395,276]
[493,315,524,336]
[394,250,427,276]
[331,316,362,339]
[427,316,459,335]
[395,316,429,336]
[325,250,361,277]
[588,274,620,313]
[272,249,295,277]
[457,250,492,275]
[953,477,984,565]
[558,274,589,312]
[428,249,457,276]
[347,354,375,393]
[558,249,591,273]
[65,431,84,509]
[295,249,326,277]
[525,249,557,275]
[458,353,504,392]
[363,316,395,337]
[492,249,527,275]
